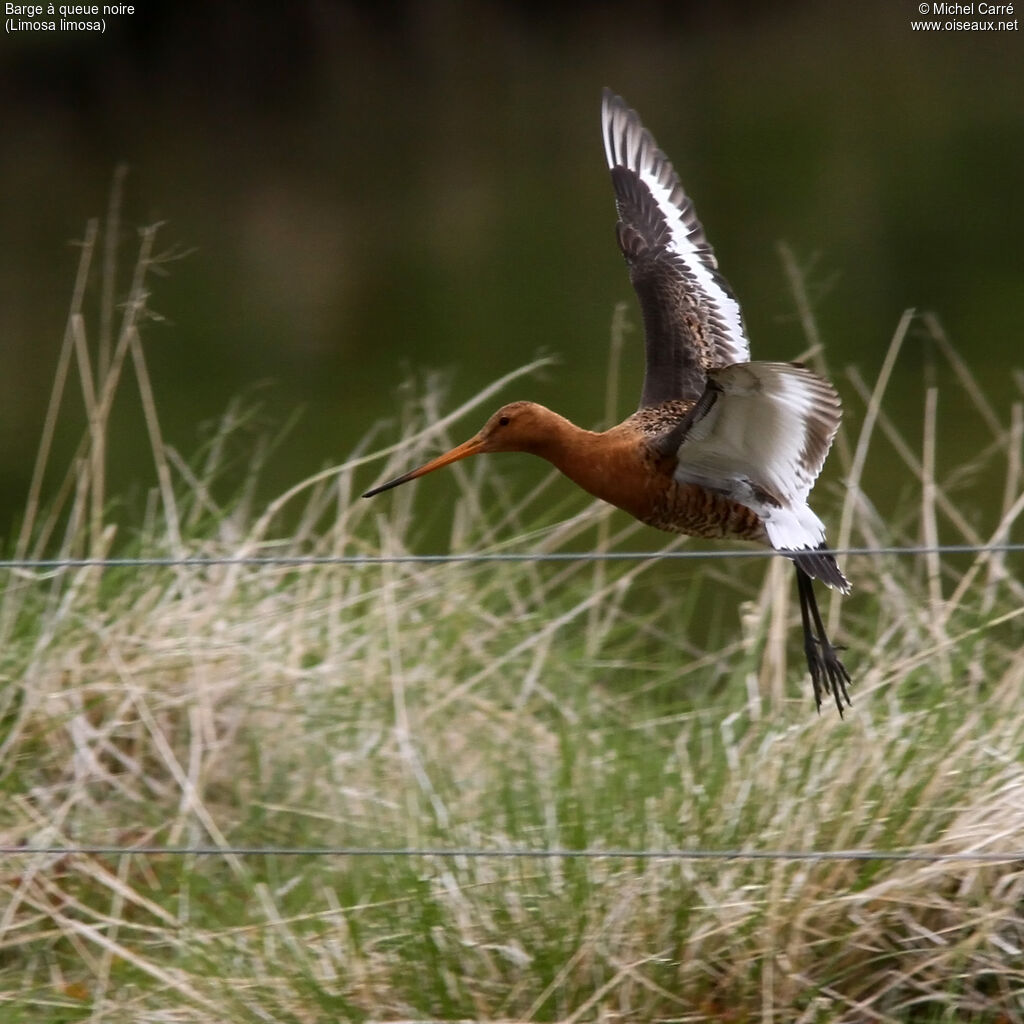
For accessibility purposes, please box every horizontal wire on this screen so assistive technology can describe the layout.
[4,554,1019,867]
[1,543,1022,571]
[1,846,1021,863]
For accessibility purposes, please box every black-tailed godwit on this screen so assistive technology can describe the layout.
[364,90,851,713]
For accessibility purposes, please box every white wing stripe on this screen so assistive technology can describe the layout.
[602,95,749,365]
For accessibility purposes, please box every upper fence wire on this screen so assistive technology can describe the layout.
[1,542,1023,571]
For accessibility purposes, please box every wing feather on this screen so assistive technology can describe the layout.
[671,362,846,587]
[602,89,750,407]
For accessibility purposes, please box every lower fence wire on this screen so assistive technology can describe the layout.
[1,846,1021,863]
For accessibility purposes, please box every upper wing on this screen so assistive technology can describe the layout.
[602,89,750,408]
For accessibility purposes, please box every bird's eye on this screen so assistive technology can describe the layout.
[498,416,511,427]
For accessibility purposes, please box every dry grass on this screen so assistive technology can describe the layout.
[1,219,1022,1023]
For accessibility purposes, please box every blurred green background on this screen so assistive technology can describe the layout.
[1,0,1021,543]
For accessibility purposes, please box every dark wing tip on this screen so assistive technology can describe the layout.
[601,87,626,113]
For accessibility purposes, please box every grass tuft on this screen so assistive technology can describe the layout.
[1,216,1022,1022]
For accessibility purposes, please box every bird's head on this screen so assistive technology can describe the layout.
[362,401,551,498]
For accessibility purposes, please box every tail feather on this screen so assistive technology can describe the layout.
[789,543,850,594]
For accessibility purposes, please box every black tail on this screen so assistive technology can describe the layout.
[790,542,850,594]
[795,565,852,715]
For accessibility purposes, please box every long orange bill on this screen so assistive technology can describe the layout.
[361,435,485,498]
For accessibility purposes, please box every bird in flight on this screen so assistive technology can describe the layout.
[364,89,851,714]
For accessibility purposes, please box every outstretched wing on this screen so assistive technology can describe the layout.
[602,89,750,408]
[669,361,847,590]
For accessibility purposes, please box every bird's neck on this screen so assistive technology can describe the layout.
[531,417,651,519]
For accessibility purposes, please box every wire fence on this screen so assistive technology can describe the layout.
[2,539,1020,867]
[1,846,1021,863]
[1,541,1022,571]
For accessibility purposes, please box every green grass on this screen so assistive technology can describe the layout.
[1,219,1023,1023]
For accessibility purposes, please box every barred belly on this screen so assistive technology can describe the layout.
[642,480,769,543]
